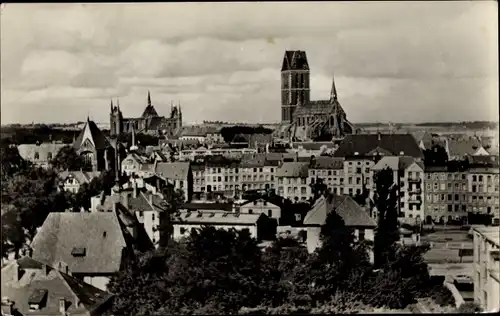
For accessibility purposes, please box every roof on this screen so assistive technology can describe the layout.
[372,156,424,171]
[412,131,433,143]
[303,195,376,227]
[239,196,284,209]
[58,171,101,185]
[276,162,309,178]
[17,143,67,162]
[141,105,159,118]
[231,133,252,143]
[1,257,112,315]
[281,50,309,71]
[239,153,280,168]
[333,134,423,158]
[294,102,337,116]
[448,138,483,157]
[473,226,500,247]
[123,152,148,165]
[309,156,344,170]
[292,142,336,151]
[30,212,127,274]
[467,155,500,167]
[180,203,233,212]
[155,162,190,180]
[249,133,273,146]
[73,118,110,150]
[172,211,263,225]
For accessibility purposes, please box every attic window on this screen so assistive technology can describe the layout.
[28,289,48,309]
[103,231,107,238]
[71,247,86,257]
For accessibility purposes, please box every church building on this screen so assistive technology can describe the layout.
[110,92,182,137]
[279,50,356,141]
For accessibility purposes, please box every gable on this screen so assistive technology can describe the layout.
[406,162,423,172]
[366,146,393,156]
[81,138,95,151]
[474,146,489,156]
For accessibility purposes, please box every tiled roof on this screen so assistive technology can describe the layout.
[141,105,159,118]
[73,118,110,150]
[239,196,285,209]
[448,138,483,157]
[17,143,66,163]
[333,134,423,158]
[372,156,423,171]
[411,131,432,143]
[58,170,101,185]
[239,153,280,168]
[1,257,112,315]
[309,156,344,170]
[123,152,148,165]
[180,203,233,212]
[276,162,309,178]
[155,162,190,180]
[140,163,155,172]
[294,102,336,116]
[31,212,127,274]
[147,116,165,130]
[249,134,273,146]
[304,195,376,227]
[172,211,263,225]
[281,50,310,71]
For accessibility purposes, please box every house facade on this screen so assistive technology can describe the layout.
[57,170,101,193]
[17,142,66,169]
[276,162,310,202]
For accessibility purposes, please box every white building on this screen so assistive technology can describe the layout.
[472,226,500,312]
[307,156,344,197]
[238,197,282,222]
[57,170,101,193]
[121,152,149,176]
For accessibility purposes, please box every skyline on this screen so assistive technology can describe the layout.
[1,2,498,125]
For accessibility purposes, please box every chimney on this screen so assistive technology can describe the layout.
[148,193,153,205]
[377,133,381,141]
[42,264,49,276]
[58,298,66,315]
[133,182,138,198]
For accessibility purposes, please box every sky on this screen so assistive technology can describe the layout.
[0,1,498,125]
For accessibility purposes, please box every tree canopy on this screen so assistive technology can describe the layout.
[51,145,83,171]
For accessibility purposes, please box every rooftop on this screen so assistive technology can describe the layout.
[172,211,264,225]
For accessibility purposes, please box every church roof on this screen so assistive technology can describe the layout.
[281,50,310,71]
[141,105,159,118]
[73,118,110,150]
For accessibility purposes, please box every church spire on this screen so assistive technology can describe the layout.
[110,99,114,112]
[330,76,338,102]
[117,97,120,110]
[147,91,151,107]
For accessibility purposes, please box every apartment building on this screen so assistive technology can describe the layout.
[240,154,279,192]
[192,163,206,199]
[468,165,500,223]
[307,156,344,197]
[204,157,240,199]
[155,162,193,202]
[276,162,310,202]
[342,157,375,197]
[424,166,469,224]
[473,226,500,312]
[371,156,425,221]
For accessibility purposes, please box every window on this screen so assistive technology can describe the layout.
[473,175,477,182]
[348,177,353,184]
[180,227,186,234]
[268,210,272,217]
[472,185,477,193]
[479,175,483,182]
[34,152,39,160]
[356,167,362,174]
[358,229,365,241]
[448,205,452,213]
[139,211,144,217]
[152,213,155,221]
[454,194,459,201]
[348,188,353,195]
[180,181,184,188]
[447,194,452,201]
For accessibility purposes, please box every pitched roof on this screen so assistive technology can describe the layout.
[333,134,423,158]
[58,170,101,185]
[172,211,263,225]
[309,156,344,170]
[276,162,309,178]
[372,156,424,171]
[303,195,376,227]
[17,143,66,162]
[155,162,190,180]
[294,101,337,116]
[73,118,110,150]
[30,212,127,274]
[141,105,159,118]
[448,138,483,157]
[231,133,252,143]
[240,153,280,168]
[123,152,148,165]
[292,141,336,151]
[281,50,310,71]
[1,257,112,315]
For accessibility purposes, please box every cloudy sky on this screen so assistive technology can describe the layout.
[1,2,498,125]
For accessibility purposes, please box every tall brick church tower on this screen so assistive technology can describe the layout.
[281,50,310,123]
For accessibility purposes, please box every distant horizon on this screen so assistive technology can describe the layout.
[1,2,498,124]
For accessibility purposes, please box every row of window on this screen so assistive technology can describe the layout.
[278,178,308,185]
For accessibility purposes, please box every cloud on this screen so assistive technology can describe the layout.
[0,2,497,125]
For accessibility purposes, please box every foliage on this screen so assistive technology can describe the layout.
[220,125,273,143]
[1,126,76,145]
[456,302,483,313]
[73,170,116,210]
[0,139,29,181]
[373,167,400,267]
[51,145,83,171]
[309,177,327,204]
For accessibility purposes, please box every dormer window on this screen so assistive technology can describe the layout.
[28,289,48,310]
[71,247,86,257]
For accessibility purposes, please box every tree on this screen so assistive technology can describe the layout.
[0,139,28,182]
[373,167,400,267]
[51,145,83,171]
[74,170,116,210]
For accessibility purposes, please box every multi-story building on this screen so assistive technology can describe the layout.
[472,226,499,312]
[424,166,469,224]
[342,157,375,197]
[276,161,309,202]
[121,152,148,176]
[371,156,425,222]
[468,164,500,223]
[204,157,240,199]
[222,160,241,198]
[192,163,206,199]
[17,142,66,169]
[154,162,193,202]
[240,154,279,192]
[307,156,344,197]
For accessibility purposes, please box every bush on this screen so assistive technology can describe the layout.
[456,302,483,313]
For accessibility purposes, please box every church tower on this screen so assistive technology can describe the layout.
[110,99,123,137]
[281,50,310,123]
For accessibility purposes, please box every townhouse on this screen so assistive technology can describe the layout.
[307,156,344,197]
[468,161,500,223]
[240,153,279,192]
[472,226,500,312]
[155,161,193,202]
[204,156,240,199]
[372,156,425,222]
[121,152,149,176]
[424,166,469,224]
[276,161,310,202]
